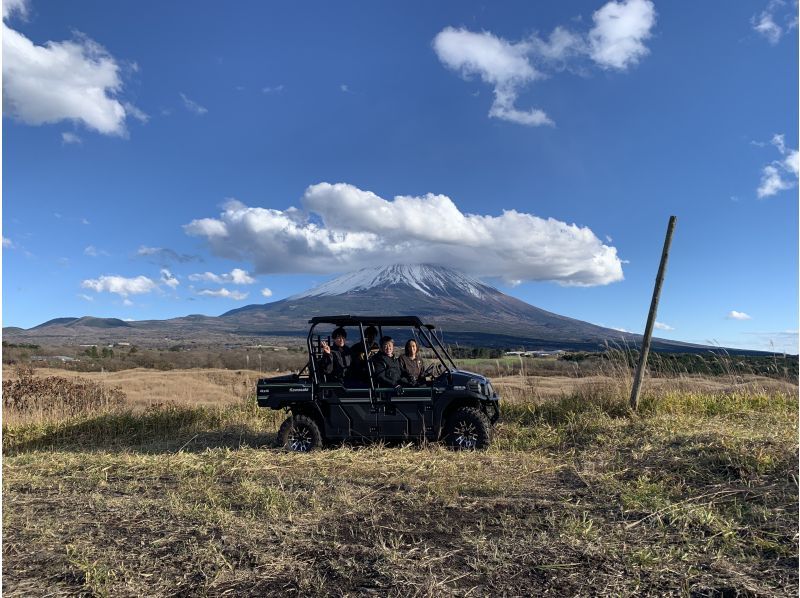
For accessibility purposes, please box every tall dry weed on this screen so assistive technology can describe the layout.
[3,365,125,424]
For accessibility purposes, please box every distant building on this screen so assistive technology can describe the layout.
[504,350,566,358]
[31,355,80,362]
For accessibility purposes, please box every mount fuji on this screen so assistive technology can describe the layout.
[219,264,700,352]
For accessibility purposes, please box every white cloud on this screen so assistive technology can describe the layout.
[3,4,131,135]
[184,218,227,237]
[727,311,752,321]
[78,293,94,302]
[180,92,208,115]
[752,0,798,44]
[82,274,158,297]
[3,237,14,248]
[188,268,254,284]
[433,0,655,126]
[783,149,799,177]
[340,84,350,92]
[261,287,273,298]
[262,84,284,93]
[184,182,624,286]
[197,288,249,300]
[433,27,551,127]
[654,321,674,331]
[61,132,82,144]
[757,165,794,198]
[588,0,656,70]
[122,298,133,306]
[756,133,799,198]
[160,268,179,289]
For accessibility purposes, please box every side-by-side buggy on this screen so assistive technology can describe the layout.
[256,315,501,451]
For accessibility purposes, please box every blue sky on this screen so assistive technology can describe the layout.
[3,0,798,352]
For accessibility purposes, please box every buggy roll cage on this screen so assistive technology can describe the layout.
[306,315,458,387]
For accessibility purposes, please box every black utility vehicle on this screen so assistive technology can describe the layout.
[256,315,501,451]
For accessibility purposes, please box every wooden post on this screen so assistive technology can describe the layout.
[630,216,677,411]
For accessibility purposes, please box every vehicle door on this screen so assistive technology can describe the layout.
[319,382,376,440]
[373,383,434,439]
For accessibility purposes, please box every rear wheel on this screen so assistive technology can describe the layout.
[444,407,491,450]
[277,414,323,452]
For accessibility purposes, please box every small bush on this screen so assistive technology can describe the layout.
[2,366,125,422]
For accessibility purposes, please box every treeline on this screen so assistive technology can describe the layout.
[3,343,308,374]
[563,350,798,379]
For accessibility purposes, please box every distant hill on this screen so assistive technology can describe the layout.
[3,264,773,355]
[31,317,81,329]
[33,316,132,330]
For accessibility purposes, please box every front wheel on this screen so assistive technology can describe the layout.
[444,407,491,450]
[276,414,323,452]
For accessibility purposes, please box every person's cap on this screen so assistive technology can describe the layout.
[332,327,347,339]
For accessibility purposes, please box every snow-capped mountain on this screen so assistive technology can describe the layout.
[220,264,700,351]
[291,264,491,299]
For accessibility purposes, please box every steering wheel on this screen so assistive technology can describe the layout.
[421,362,445,379]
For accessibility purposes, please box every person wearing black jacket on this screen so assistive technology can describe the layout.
[319,327,351,383]
[370,336,408,388]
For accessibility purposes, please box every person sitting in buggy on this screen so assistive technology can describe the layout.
[398,338,424,386]
[318,326,351,383]
[351,325,379,382]
[371,336,413,388]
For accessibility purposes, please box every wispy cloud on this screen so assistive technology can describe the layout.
[184,182,624,286]
[262,84,284,93]
[123,102,149,123]
[136,245,202,264]
[159,268,179,289]
[654,321,674,331]
[757,133,798,198]
[743,329,799,353]
[61,132,82,144]
[83,245,109,257]
[261,287,273,298]
[3,0,134,136]
[197,288,248,300]
[433,0,656,126]
[727,310,752,321]
[188,268,255,285]
[752,0,798,45]
[180,92,208,115]
[3,236,14,249]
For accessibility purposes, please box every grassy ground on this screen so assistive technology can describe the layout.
[2,370,798,596]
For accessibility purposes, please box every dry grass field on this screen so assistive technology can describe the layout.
[3,365,798,596]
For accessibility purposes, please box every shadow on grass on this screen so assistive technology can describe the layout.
[3,405,281,456]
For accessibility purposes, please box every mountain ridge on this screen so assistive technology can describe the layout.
[3,264,770,354]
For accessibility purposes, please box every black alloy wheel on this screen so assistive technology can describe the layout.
[444,407,491,450]
[277,414,323,452]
